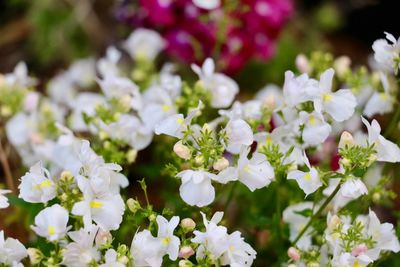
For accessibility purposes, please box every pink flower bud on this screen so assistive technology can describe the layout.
[339,131,354,149]
[296,54,311,73]
[173,141,191,160]
[95,228,112,246]
[24,92,39,112]
[287,247,300,261]
[213,157,229,171]
[352,243,368,256]
[179,246,195,258]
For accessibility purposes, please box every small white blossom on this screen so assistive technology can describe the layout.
[372,32,400,74]
[0,230,27,266]
[123,29,165,61]
[0,190,11,209]
[19,162,56,203]
[131,230,163,267]
[193,0,220,10]
[99,249,125,267]
[31,204,70,241]
[156,215,180,261]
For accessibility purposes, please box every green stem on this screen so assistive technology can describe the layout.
[223,182,237,213]
[292,182,341,245]
[384,104,400,137]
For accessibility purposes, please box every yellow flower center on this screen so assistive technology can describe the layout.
[309,115,317,125]
[47,226,56,236]
[162,237,171,245]
[90,200,103,209]
[354,261,361,267]
[323,93,333,102]
[265,136,272,144]
[33,179,53,190]
[379,93,388,101]
[229,245,235,252]
[176,118,184,124]
[162,104,171,112]
[303,173,312,181]
[243,165,250,173]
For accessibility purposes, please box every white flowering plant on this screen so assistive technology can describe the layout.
[1,29,400,267]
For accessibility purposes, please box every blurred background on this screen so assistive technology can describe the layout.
[1,0,398,85]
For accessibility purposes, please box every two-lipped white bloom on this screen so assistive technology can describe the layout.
[31,204,70,241]
[361,117,400,163]
[193,0,220,10]
[192,58,239,108]
[287,153,322,196]
[0,230,27,266]
[192,212,256,266]
[218,149,274,191]
[123,28,165,61]
[130,215,180,267]
[19,161,56,203]
[372,32,400,74]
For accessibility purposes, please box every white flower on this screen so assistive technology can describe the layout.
[99,249,125,267]
[218,149,274,191]
[4,61,37,88]
[98,75,142,111]
[123,28,165,61]
[0,190,11,209]
[220,231,257,267]
[19,162,56,203]
[282,71,318,107]
[299,111,331,146]
[366,209,400,256]
[225,119,254,154]
[192,212,228,259]
[361,117,400,162]
[62,226,101,267]
[72,182,125,231]
[97,46,121,78]
[313,68,357,122]
[155,101,202,138]
[131,230,163,267]
[340,178,368,199]
[193,0,220,10]
[156,215,180,260]
[192,58,239,108]
[31,204,70,241]
[364,73,394,118]
[0,231,27,266]
[287,153,322,196]
[372,32,400,73]
[176,170,218,207]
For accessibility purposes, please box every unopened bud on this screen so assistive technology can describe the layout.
[0,106,11,117]
[338,131,354,149]
[60,170,73,181]
[340,158,351,167]
[119,95,132,111]
[179,246,195,258]
[308,262,320,267]
[99,131,109,140]
[173,141,191,160]
[372,192,381,202]
[179,260,193,267]
[352,243,368,256]
[263,95,276,111]
[328,214,341,231]
[295,54,311,73]
[213,157,229,171]
[202,123,212,132]
[334,56,351,78]
[95,229,112,247]
[287,247,300,261]
[27,248,42,265]
[127,149,137,163]
[24,92,39,112]
[118,255,129,264]
[181,218,196,232]
[194,155,204,166]
[149,214,156,221]
[126,198,141,213]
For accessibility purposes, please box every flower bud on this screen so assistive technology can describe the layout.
[202,123,212,132]
[127,149,137,163]
[173,141,191,160]
[126,198,141,213]
[308,262,320,267]
[213,157,229,171]
[338,131,354,149]
[181,218,196,232]
[352,243,368,256]
[194,155,204,166]
[60,170,73,181]
[149,213,156,221]
[179,260,193,267]
[328,214,341,231]
[263,95,276,111]
[334,56,351,78]
[340,158,351,168]
[27,248,43,265]
[0,106,11,117]
[179,246,195,258]
[295,54,311,73]
[367,154,377,167]
[99,131,109,140]
[24,92,39,112]
[118,255,129,264]
[287,247,300,261]
[372,192,381,202]
[29,133,44,144]
[95,229,112,247]
[119,95,132,111]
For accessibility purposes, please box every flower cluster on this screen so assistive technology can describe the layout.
[1,30,400,267]
[116,0,293,73]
